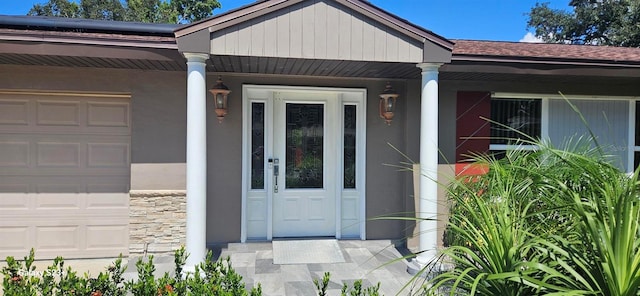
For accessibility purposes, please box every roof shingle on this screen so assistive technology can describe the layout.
[453,39,640,64]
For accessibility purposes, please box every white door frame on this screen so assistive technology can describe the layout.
[241,85,367,242]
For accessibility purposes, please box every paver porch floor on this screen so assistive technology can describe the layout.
[214,240,425,296]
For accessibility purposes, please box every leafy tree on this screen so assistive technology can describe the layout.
[80,0,126,21]
[28,0,81,18]
[168,0,221,23]
[125,0,172,23]
[27,0,221,23]
[527,0,640,47]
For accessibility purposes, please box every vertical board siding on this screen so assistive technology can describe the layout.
[276,9,290,57]
[302,2,316,58]
[209,0,422,63]
[337,4,352,60]
[225,28,238,55]
[250,17,265,56]
[350,14,364,60]
[314,0,328,59]
[373,26,387,61]
[289,5,303,57]
[326,5,340,58]
[361,21,375,60]
[386,29,399,61]
[263,16,277,57]
[237,24,252,56]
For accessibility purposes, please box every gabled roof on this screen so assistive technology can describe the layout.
[174,0,454,51]
[453,39,640,67]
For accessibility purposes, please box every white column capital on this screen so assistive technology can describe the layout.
[416,63,443,72]
[183,52,210,64]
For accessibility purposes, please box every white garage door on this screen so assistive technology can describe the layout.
[0,92,130,259]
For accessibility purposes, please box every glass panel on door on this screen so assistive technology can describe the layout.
[344,105,356,189]
[285,103,324,189]
[250,102,265,189]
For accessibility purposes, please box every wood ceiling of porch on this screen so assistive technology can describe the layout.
[208,55,421,78]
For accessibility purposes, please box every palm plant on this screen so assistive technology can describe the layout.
[431,148,556,295]
[537,147,640,295]
[428,138,640,295]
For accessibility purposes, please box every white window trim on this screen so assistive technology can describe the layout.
[492,93,640,173]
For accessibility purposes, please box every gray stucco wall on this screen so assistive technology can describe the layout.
[0,64,419,245]
[6,64,636,247]
[205,75,414,243]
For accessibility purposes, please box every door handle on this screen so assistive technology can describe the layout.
[273,158,279,193]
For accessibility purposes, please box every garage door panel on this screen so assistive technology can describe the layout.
[36,225,80,251]
[36,100,81,126]
[88,143,129,167]
[0,193,29,209]
[0,93,130,259]
[0,176,129,193]
[0,226,30,252]
[87,102,130,127]
[0,141,29,167]
[36,142,81,167]
[0,95,130,135]
[0,215,128,258]
[1,208,128,219]
[35,193,81,209]
[0,192,127,212]
[87,182,129,193]
[0,99,29,125]
[85,193,129,209]
[35,182,84,193]
[86,224,128,250]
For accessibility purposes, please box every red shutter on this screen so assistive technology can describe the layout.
[455,91,491,163]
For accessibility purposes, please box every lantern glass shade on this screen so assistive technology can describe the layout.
[216,93,225,109]
[209,77,231,123]
[385,97,395,112]
[379,82,399,125]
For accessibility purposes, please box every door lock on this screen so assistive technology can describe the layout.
[273,158,279,193]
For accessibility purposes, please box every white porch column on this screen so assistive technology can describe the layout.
[414,63,441,269]
[184,52,209,270]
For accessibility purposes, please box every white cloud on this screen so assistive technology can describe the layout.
[519,32,543,43]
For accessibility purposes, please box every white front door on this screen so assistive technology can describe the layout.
[242,85,366,241]
[271,92,337,237]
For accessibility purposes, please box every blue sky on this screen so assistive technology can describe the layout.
[0,0,571,42]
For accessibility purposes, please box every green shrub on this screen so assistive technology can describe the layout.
[2,248,127,296]
[314,272,380,296]
[2,247,262,296]
[428,139,640,295]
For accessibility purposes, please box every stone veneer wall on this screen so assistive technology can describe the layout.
[129,190,187,255]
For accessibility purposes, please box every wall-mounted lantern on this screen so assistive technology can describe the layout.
[379,82,399,125]
[209,77,231,123]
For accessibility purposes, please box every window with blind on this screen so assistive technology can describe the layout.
[490,98,542,157]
